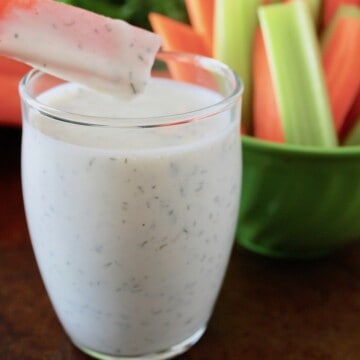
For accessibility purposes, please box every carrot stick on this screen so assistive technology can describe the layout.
[185,0,214,55]
[322,14,360,135]
[149,13,215,88]
[149,12,210,56]
[253,28,284,143]
[0,0,35,17]
[0,0,162,98]
[0,72,23,127]
[0,55,31,75]
[321,0,360,29]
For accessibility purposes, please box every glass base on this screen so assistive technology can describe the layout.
[72,325,206,360]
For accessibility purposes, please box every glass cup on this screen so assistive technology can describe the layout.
[20,52,242,359]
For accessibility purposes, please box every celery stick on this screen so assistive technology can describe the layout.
[344,118,360,146]
[306,0,322,25]
[214,0,262,134]
[259,1,337,146]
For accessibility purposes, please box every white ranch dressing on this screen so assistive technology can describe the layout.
[22,78,241,356]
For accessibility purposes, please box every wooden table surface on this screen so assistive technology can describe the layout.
[1,127,360,360]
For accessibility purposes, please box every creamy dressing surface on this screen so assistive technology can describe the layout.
[22,78,241,356]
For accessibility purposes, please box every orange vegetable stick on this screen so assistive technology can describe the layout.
[340,89,360,141]
[149,12,210,56]
[0,72,23,127]
[185,0,214,55]
[321,0,360,29]
[0,56,30,127]
[149,13,216,92]
[0,0,161,97]
[253,28,284,143]
[0,0,35,16]
[0,55,31,75]
[322,16,360,135]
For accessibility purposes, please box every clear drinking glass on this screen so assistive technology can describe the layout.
[20,52,242,359]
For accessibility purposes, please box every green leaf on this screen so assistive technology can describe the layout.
[259,1,337,146]
[213,0,263,134]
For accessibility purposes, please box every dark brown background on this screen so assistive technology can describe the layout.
[1,127,360,360]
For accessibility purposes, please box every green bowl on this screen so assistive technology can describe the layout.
[236,135,360,259]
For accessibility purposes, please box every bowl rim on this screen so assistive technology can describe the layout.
[242,135,360,158]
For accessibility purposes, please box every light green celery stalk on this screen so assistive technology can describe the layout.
[259,1,337,146]
[344,118,360,146]
[270,0,322,24]
[213,0,263,134]
[306,0,322,25]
